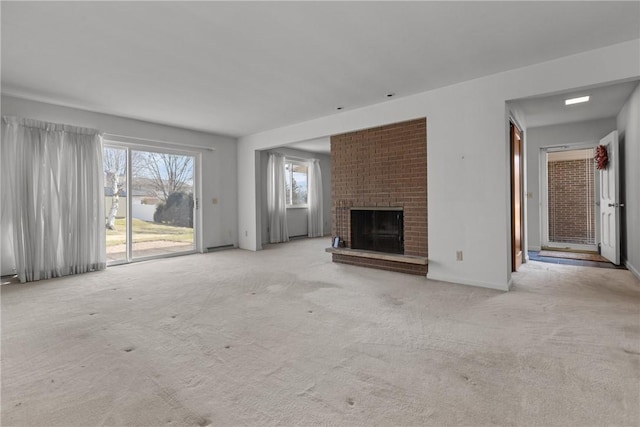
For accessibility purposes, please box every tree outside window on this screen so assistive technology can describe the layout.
[285,161,308,206]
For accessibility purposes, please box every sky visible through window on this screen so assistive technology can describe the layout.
[285,161,308,206]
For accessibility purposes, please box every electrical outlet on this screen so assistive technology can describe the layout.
[456,250,463,261]
[245,230,248,237]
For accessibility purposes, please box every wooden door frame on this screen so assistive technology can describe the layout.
[510,121,524,272]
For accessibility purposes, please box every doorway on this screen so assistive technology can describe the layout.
[541,147,598,252]
[103,145,197,264]
[510,121,524,271]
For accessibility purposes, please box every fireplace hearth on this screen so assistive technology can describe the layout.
[351,208,404,254]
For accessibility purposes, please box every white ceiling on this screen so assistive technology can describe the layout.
[2,2,639,138]
[511,80,640,129]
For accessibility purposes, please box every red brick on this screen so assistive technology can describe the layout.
[330,118,429,272]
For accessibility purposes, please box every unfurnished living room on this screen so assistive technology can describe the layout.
[1,2,639,426]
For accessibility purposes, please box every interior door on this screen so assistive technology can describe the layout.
[511,122,523,271]
[599,130,620,264]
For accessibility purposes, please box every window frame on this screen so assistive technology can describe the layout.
[103,139,202,264]
[284,159,309,208]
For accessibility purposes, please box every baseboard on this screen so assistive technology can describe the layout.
[426,272,509,292]
[206,244,235,253]
[625,260,640,281]
[289,234,308,240]
[528,245,541,252]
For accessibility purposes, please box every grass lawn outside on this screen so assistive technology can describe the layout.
[106,218,194,246]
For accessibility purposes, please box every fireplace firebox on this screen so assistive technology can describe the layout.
[351,208,404,254]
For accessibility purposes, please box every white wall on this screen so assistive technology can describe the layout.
[131,203,156,223]
[617,82,640,279]
[1,96,238,275]
[525,118,616,250]
[286,208,309,238]
[259,147,331,245]
[237,39,640,291]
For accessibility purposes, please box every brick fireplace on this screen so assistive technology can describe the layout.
[328,118,428,275]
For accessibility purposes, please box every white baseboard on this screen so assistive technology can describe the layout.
[528,245,542,251]
[625,261,640,281]
[426,273,509,292]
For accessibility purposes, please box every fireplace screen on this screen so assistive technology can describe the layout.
[351,209,404,254]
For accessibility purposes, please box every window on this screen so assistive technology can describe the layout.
[285,160,308,206]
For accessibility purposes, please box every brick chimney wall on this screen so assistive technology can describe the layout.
[331,118,427,274]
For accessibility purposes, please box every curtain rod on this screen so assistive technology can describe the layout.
[102,133,215,152]
[271,151,317,162]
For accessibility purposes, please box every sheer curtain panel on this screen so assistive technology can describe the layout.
[307,159,324,237]
[1,116,106,282]
[267,152,289,243]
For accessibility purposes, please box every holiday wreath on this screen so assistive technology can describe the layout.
[594,144,608,170]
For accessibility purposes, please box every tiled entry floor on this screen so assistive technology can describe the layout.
[528,251,626,269]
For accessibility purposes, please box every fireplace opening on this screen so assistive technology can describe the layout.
[351,209,404,254]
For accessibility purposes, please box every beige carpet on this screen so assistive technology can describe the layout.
[2,238,639,426]
[538,250,610,263]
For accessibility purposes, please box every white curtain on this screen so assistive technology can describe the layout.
[1,116,106,282]
[267,152,288,243]
[307,159,324,237]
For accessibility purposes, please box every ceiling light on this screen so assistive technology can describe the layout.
[565,96,590,105]
[386,93,395,98]
[336,107,343,110]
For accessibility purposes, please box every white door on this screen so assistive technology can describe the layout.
[599,130,620,264]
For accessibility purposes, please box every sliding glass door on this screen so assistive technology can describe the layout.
[131,150,195,258]
[104,145,196,264]
[104,146,128,264]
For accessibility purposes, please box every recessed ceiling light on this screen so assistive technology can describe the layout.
[565,96,590,105]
